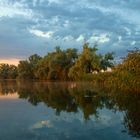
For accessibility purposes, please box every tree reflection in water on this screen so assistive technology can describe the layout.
[0,80,140,138]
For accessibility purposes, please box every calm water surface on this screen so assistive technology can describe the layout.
[0,81,140,140]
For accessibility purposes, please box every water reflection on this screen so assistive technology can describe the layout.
[0,80,140,138]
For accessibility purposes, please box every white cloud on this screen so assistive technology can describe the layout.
[63,20,70,27]
[0,0,139,59]
[63,35,74,42]
[118,36,122,42]
[84,2,140,28]
[33,0,38,7]
[29,29,54,38]
[131,41,136,46]
[0,1,33,18]
[48,0,61,5]
[76,35,85,42]
[88,34,110,44]
[124,27,131,36]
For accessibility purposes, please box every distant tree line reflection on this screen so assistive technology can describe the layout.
[0,81,140,138]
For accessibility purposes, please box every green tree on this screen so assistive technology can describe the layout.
[18,60,33,79]
[18,54,42,79]
[29,54,42,79]
[68,43,100,80]
[0,64,17,79]
[0,64,10,79]
[106,48,140,93]
[35,56,50,80]
[29,54,42,66]
[100,52,114,70]
[8,65,18,79]
[36,47,78,80]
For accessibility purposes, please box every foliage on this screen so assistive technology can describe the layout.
[1,80,140,137]
[0,44,139,90]
[100,52,114,70]
[17,54,42,79]
[68,43,114,80]
[35,47,78,80]
[113,48,140,92]
[90,48,140,93]
[0,64,17,79]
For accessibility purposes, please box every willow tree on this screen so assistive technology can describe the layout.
[34,47,78,80]
[47,47,78,80]
[68,43,100,80]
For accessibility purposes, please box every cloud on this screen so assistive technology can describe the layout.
[29,29,54,38]
[48,0,61,5]
[124,27,131,36]
[0,1,33,19]
[88,34,110,44]
[82,1,140,28]
[62,35,74,42]
[76,35,85,42]
[0,0,140,60]
[118,36,122,42]
[131,41,136,46]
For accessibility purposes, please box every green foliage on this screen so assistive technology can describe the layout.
[18,60,33,79]
[1,80,140,135]
[1,44,139,90]
[113,48,140,92]
[0,64,17,79]
[0,44,114,80]
[34,57,49,80]
[35,48,78,80]
[90,48,140,93]
[18,54,42,79]
[100,52,114,70]
[68,43,114,80]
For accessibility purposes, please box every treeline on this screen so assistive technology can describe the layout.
[91,48,140,93]
[0,43,114,80]
[0,64,17,79]
[0,43,139,91]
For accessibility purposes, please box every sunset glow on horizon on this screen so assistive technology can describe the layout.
[0,93,19,99]
[0,59,20,66]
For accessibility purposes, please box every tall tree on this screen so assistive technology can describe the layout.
[68,43,101,80]
[18,60,33,79]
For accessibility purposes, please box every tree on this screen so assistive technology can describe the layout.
[29,54,42,66]
[111,48,140,92]
[35,56,50,80]
[0,64,10,79]
[0,64,17,79]
[68,43,101,80]
[18,60,33,79]
[47,47,78,80]
[8,65,18,79]
[29,54,42,79]
[18,54,42,79]
[100,52,114,71]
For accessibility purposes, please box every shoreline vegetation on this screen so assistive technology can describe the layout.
[0,43,140,93]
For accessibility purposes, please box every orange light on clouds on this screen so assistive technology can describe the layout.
[0,59,20,66]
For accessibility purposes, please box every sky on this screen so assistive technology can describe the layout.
[0,0,140,64]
